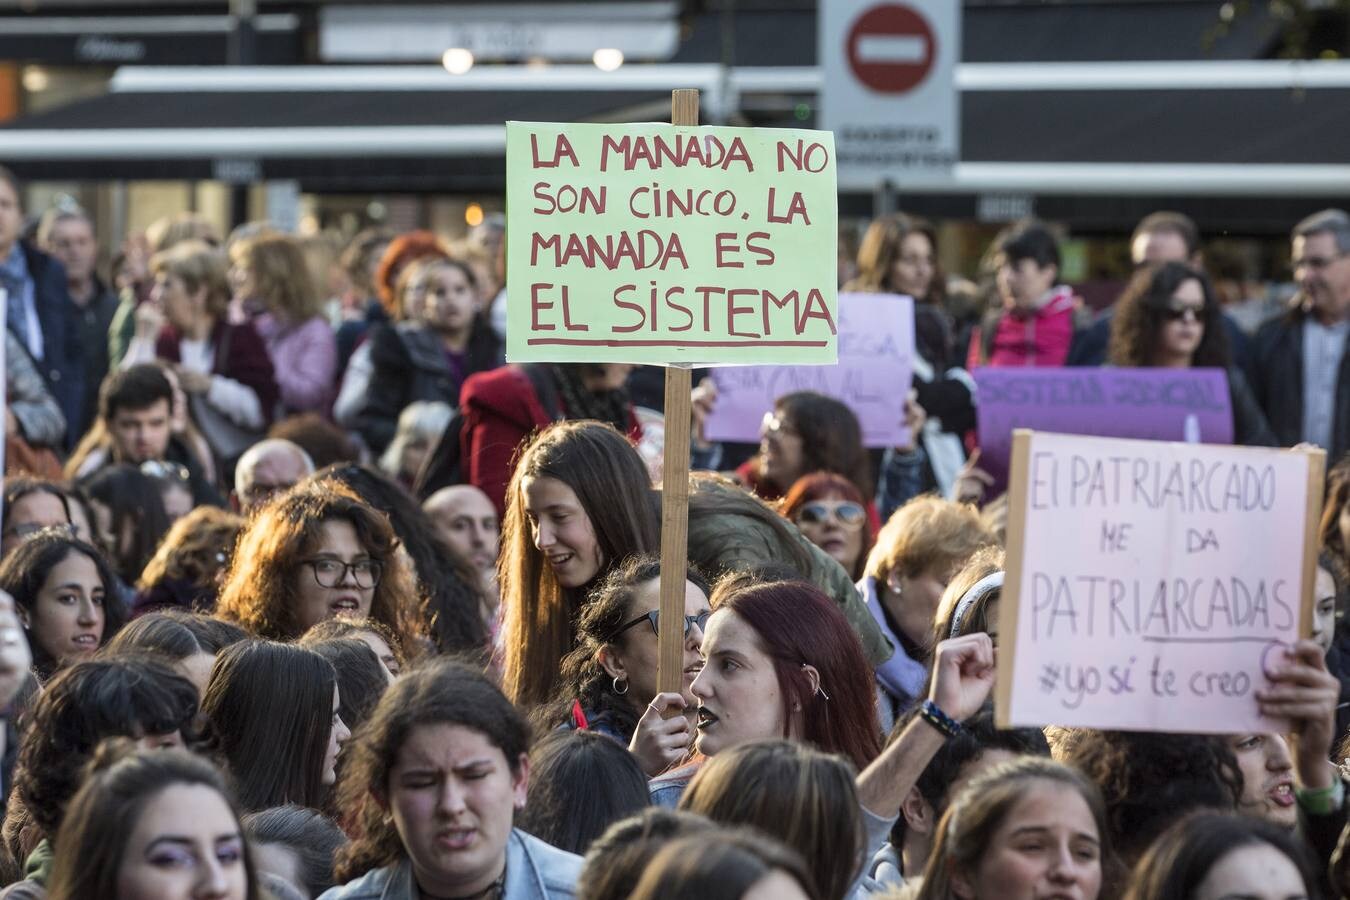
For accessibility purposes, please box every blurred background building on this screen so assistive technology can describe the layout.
[1,0,1348,287]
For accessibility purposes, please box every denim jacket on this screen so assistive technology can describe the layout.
[318,830,582,900]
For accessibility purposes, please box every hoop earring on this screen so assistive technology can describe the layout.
[613,676,629,696]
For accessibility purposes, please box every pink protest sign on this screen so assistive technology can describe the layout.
[704,292,914,447]
[996,431,1324,734]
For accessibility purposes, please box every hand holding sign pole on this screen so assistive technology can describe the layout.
[657,89,697,701]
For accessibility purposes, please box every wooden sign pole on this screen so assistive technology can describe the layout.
[656,88,699,699]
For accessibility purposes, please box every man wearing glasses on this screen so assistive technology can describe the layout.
[1248,209,1350,459]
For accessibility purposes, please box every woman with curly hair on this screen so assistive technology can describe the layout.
[1107,261,1275,446]
[214,483,421,648]
[544,555,710,776]
[132,505,245,615]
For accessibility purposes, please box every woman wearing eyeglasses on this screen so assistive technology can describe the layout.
[1107,261,1275,446]
[545,556,712,777]
[215,483,422,652]
[780,473,875,581]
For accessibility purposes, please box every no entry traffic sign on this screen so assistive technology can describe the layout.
[846,3,936,94]
[821,0,959,188]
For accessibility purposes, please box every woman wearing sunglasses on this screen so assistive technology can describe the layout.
[1107,261,1275,446]
[780,473,875,581]
[547,555,712,777]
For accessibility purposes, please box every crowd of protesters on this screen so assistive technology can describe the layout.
[1,154,1350,899]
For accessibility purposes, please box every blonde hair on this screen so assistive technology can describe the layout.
[865,494,996,586]
[232,233,322,322]
[149,240,231,318]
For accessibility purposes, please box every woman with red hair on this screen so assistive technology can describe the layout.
[650,576,882,809]
[652,575,999,898]
[780,473,876,581]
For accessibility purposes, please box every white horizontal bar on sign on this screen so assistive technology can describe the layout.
[889,163,1350,197]
[0,125,507,159]
[854,35,927,65]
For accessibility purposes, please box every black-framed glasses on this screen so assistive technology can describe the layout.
[302,557,383,590]
[797,501,866,528]
[613,609,712,640]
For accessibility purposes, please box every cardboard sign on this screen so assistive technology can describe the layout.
[996,431,1324,734]
[505,121,839,365]
[974,367,1235,487]
[704,292,915,447]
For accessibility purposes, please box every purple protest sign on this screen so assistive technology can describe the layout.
[974,367,1235,487]
[705,293,914,448]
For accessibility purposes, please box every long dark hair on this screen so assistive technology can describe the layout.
[243,805,348,899]
[47,744,261,900]
[550,555,710,739]
[763,392,872,498]
[1108,262,1230,369]
[517,729,650,855]
[79,464,173,583]
[850,212,945,305]
[313,463,487,655]
[711,579,881,771]
[1124,811,1317,900]
[200,640,338,811]
[333,659,531,883]
[499,421,659,707]
[296,635,390,735]
[12,656,199,843]
[0,529,125,679]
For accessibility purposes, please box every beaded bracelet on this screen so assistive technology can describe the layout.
[919,699,962,739]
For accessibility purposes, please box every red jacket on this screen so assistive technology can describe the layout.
[967,286,1076,369]
[459,366,642,517]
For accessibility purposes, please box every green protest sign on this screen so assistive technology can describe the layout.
[505,121,839,365]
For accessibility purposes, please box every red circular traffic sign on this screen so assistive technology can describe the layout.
[846,3,936,94]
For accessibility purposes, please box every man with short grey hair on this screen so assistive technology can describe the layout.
[1248,208,1350,457]
[232,438,315,513]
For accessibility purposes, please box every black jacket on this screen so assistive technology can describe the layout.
[1246,309,1350,459]
[17,244,84,450]
[354,318,503,454]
